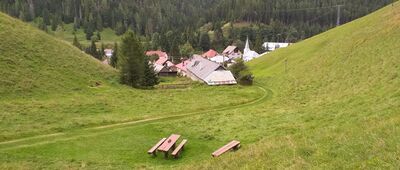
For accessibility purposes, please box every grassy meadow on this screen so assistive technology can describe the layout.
[35,22,122,46]
[1,2,400,169]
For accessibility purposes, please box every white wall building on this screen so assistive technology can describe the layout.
[243,38,260,62]
[262,42,291,51]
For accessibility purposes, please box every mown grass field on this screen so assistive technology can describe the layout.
[1,2,400,169]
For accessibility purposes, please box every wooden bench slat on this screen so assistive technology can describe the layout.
[148,138,167,154]
[212,140,240,157]
[172,139,187,157]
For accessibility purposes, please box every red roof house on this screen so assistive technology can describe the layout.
[155,57,168,65]
[175,60,191,76]
[202,49,218,58]
[223,46,239,55]
[146,51,168,58]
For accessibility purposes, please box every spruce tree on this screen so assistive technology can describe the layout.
[100,43,105,57]
[119,31,145,88]
[199,33,211,51]
[72,34,82,50]
[85,39,100,60]
[151,32,161,50]
[141,57,159,87]
[97,31,102,41]
[254,32,264,53]
[110,42,118,68]
[50,15,58,31]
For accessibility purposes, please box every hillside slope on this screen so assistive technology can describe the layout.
[187,2,400,169]
[0,13,117,98]
[0,12,263,145]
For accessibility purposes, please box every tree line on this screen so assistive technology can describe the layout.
[0,0,392,56]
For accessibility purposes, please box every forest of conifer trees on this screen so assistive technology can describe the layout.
[0,0,393,55]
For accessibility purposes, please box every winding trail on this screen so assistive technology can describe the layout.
[0,86,272,151]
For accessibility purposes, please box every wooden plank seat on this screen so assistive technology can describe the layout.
[148,138,166,156]
[212,140,241,157]
[171,139,187,158]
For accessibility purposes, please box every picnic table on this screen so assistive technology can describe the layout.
[157,134,181,158]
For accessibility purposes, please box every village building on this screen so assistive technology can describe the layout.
[104,49,113,58]
[243,38,260,62]
[145,50,168,59]
[154,64,177,76]
[186,55,237,86]
[175,60,190,76]
[155,57,168,65]
[262,42,291,51]
[146,50,177,76]
[223,46,241,59]
[210,55,230,64]
[202,49,218,58]
[102,58,110,65]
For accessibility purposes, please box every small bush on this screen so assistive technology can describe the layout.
[229,59,254,85]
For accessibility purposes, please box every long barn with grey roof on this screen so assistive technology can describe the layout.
[186,55,237,85]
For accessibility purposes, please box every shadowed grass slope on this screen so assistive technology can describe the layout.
[0,12,117,98]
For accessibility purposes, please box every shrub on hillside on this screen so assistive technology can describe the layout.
[229,59,254,85]
[237,70,254,85]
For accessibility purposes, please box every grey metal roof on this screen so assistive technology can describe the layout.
[186,55,223,81]
[205,70,237,85]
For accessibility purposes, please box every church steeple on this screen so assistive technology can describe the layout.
[244,36,250,54]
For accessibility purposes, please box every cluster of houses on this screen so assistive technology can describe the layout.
[103,39,291,86]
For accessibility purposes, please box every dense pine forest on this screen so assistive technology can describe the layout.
[0,0,393,56]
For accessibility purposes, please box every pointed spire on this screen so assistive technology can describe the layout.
[244,36,250,53]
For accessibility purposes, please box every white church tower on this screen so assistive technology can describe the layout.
[243,37,260,62]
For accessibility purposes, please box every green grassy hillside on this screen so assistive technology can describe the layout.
[0,13,117,98]
[0,12,262,143]
[185,2,400,169]
[0,2,399,169]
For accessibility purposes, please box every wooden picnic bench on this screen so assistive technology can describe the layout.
[158,134,181,158]
[148,138,167,156]
[171,139,187,158]
[212,140,241,157]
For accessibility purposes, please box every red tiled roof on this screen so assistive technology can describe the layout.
[146,51,168,58]
[175,60,190,71]
[202,49,218,58]
[155,57,168,65]
[166,61,176,67]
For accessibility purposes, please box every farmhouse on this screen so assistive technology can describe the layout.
[223,46,241,59]
[210,55,230,64]
[175,60,190,76]
[102,58,110,65]
[202,49,218,58]
[146,50,168,58]
[186,55,237,85]
[154,64,177,76]
[104,49,113,58]
[146,50,177,76]
[262,42,291,51]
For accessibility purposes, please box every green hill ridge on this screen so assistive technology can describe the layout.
[0,13,117,98]
[188,2,400,168]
